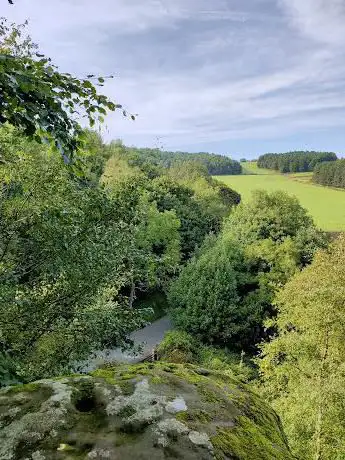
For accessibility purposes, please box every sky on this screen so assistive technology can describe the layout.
[2,0,345,158]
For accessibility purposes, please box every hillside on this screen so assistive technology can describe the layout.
[215,162,345,231]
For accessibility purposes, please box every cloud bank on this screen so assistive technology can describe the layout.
[3,0,345,156]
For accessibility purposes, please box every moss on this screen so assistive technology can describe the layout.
[150,375,163,384]
[212,415,291,460]
[176,409,211,424]
[5,382,41,394]
[196,384,221,403]
[0,362,294,460]
[90,369,116,385]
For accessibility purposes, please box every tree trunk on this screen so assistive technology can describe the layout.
[129,281,135,308]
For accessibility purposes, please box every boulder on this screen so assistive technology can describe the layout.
[0,362,293,460]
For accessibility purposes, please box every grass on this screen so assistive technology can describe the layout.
[215,162,345,231]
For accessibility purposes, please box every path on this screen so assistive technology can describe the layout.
[76,315,172,373]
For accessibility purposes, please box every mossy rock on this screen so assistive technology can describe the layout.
[0,362,294,460]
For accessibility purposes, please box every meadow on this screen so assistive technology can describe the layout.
[215,162,345,231]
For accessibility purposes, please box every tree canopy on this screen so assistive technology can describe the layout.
[168,190,327,351]
[259,235,345,460]
[257,151,337,173]
[122,146,242,175]
[313,159,345,189]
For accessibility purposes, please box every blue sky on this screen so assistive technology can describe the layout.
[3,0,345,158]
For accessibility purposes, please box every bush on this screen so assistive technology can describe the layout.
[157,330,201,363]
[157,330,256,382]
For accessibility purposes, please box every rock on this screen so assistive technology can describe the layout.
[165,397,187,414]
[0,362,294,460]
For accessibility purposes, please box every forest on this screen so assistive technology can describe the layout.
[121,146,242,175]
[257,151,337,172]
[313,159,345,188]
[1,16,345,460]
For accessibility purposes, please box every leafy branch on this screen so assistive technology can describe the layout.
[0,17,136,161]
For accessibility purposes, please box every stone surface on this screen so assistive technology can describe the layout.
[0,362,294,460]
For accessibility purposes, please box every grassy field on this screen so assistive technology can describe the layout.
[215,162,345,231]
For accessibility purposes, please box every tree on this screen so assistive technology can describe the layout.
[225,190,328,300]
[0,127,147,380]
[0,18,128,160]
[258,235,345,460]
[313,159,345,189]
[102,150,240,259]
[121,146,242,176]
[168,238,264,349]
[257,151,337,173]
[224,190,326,253]
[168,191,328,351]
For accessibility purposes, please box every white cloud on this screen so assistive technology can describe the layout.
[279,0,345,45]
[3,0,345,153]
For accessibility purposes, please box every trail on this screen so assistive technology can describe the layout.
[76,316,172,372]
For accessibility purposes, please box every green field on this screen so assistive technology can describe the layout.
[215,162,345,231]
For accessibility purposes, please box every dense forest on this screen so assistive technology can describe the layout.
[121,146,242,175]
[313,159,345,188]
[257,151,337,172]
[1,16,345,460]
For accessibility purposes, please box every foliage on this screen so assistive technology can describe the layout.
[0,127,148,380]
[313,159,345,189]
[157,330,201,363]
[224,190,314,243]
[168,239,264,350]
[135,196,181,290]
[77,129,112,182]
[0,351,22,387]
[258,235,345,460]
[122,146,242,175]
[103,150,240,259]
[224,190,327,264]
[166,161,240,234]
[158,330,257,382]
[168,191,327,351]
[0,18,126,160]
[257,151,337,173]
[216,169,345,231]
[146,176,221,258]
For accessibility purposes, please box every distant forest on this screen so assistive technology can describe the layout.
[313,159,345,189]
[257,151,337,173]
[122,147,242,176]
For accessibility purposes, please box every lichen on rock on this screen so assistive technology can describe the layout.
[0,362,294,460]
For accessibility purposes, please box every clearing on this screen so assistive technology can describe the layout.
[215,162,345,231]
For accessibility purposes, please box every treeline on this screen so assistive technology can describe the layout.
[313,159,345,188]
[0,125,240,383]
[120,145,242,175]
[257,151,337,173]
